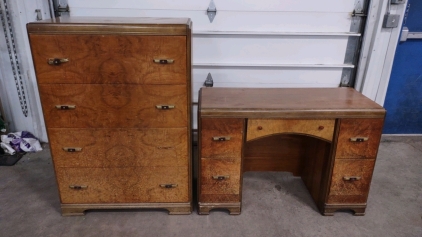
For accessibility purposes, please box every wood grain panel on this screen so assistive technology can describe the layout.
[327,159,375,204]
[247,119,335,142]
[200,158,241,202]
[336,119,384,159]
[30,35,187,85]
[56,166,189,204]
[39,84,187,128]
[200,118,244,159]
[48,128,188,168]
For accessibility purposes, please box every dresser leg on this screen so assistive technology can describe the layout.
[323,204,367,216]
[166,206,192,215]
[61,207,87,216]
[198,203,241,215]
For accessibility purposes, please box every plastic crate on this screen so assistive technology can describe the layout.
[0,152,25,166]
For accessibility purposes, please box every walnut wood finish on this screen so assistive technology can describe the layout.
[335,119,384,159]
[199,88,385,119]
[247,119,335,142]
[29,17,192,215]
[56,166,189,204]
[30,35,186,85]
[48,128,188,168]
[200,158,241,203]
[198,88,386,216]
[39,84,187,128]
[327,159,375,204]
[201,118,244,159]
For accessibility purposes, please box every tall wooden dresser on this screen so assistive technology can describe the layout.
[198,88,385,216]
[27,17,192,216]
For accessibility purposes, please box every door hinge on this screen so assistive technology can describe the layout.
[351,10,367,17]
[207,0,217,23]
[52,0,69,17]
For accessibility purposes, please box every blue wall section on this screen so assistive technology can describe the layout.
[383,0,422,134]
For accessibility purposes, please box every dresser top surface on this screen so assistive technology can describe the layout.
[27,16,191,35]
[199,88,386,118]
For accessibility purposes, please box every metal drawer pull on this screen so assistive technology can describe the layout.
[153,59,174,64]
[156,105,175,110]
[48,58,69,65]
[157,146,174,150]
[350,137,369,142]
[212,175,230,180]
[212,136,231,141]
[343,176,362,181]
[69,185,87,190]
[55,105,76,110]
[160,184,178,189]
[63,147,82,152]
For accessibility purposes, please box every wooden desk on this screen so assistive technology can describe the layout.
[197,88,385,216]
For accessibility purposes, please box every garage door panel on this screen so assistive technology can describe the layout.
[69,0,355,13]
[70,10,354,33]
[193,37,348,64]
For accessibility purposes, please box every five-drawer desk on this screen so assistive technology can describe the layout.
[198,87,385,216]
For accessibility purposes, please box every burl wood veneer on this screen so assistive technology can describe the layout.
[27,16,192,215]
[198,88,385,216]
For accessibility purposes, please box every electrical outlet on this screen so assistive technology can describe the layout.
[383,14,400,28]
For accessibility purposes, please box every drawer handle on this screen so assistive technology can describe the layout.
[156,105,175,110]
[212,136,231,141]
[48,58,69,65]
[212,175,230,180]
[157,146,174,150]
[153,59,174,64]
[69,185,87,190]
[350,137,369,142]
[160,184,178,189]
[343,176,362,181]
[63,147,82,152]
[55,105,76,110]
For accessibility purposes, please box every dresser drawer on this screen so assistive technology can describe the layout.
[39,84,187,128]
[56,166,189,204]
[30,35,187,85]
[247,119,335,142]
[327,159,375,204]
[200,118,244,159]
[49,128,188,168]
[335,119,384,159]
[200,158,241,203]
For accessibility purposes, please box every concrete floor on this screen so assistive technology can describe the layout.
[0,136,421,237]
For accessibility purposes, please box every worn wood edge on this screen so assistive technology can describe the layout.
[198,202,241,215]
[322,204,367,216]
[61,203,192,216]
[245,132,333,143]
[200,110,386,119]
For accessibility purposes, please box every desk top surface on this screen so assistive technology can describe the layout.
[199,88,386,118]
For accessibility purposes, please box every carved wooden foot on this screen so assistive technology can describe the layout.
[198,203,241,215]
[323,204,366,216]
[61,207,87,216]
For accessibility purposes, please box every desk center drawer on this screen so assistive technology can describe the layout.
[247,119,335,142]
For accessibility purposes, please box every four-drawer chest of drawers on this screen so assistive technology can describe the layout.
[27,17,192,216]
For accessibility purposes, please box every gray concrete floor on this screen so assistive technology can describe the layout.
[0,136,421,237]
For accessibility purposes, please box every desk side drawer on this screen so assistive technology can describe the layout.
[327,159,375,204]
[335,119,383,159]
[247,119,335,142]
[200,158,241,203]
[200,118,244,159]
[56,166,189,204]
[30,35,187,85]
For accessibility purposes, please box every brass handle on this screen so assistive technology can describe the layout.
[69,185,87,190]
[153,59,174,64]
[212,136,231,141]
[160,184,178,189]
[63,147,82,152]
[157,146,174,150]
[343,176,362,181]
[48,58,69,65]
[212,175,230,180]
[55,105,76,110]
[350,137,369,142]
[156,105,175,110]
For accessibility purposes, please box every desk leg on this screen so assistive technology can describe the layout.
[323,204,367,216]
[198,203,241,215]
